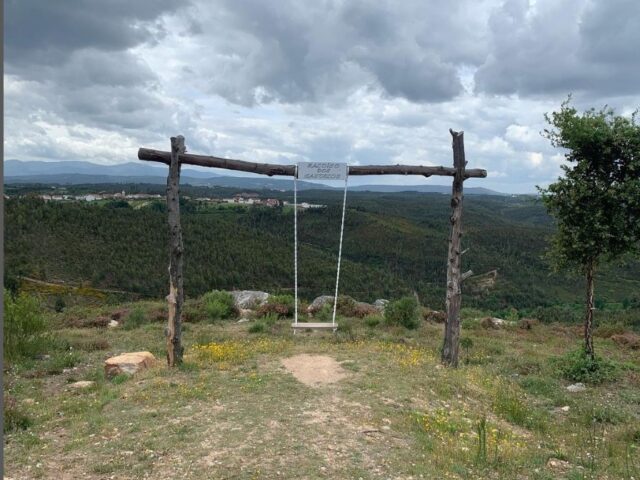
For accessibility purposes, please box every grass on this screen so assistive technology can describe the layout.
[3,299,640,479]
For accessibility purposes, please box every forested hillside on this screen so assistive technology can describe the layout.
[5,187,640,311]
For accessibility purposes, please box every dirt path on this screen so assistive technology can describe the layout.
[281,354,349,387]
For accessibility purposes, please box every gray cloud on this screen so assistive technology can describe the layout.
[475,0,640,97]
[4,0,640,193]
[183,0,495,105]
[5,0,180,65]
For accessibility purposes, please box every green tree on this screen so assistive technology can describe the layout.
[539,100,640,359]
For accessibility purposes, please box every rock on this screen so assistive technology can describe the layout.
[230,290,269,309]
[480,317,511,329]
[373,299,389,312]
[236,318,251,324]
[546,457,572,471]
[104,352,156,378]
[108,320,119,328]
[69,381,95,389]
[561,405,570,412]
[238,308,255,318]
[307,295,335,314]
[566,382,586,393]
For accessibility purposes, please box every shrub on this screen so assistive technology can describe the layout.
[3,395,32,433]
[384,296,420,329]
[262,312,280,327]
[365,315,382,328]
[54,296,66,313]
[3,290,50,361]
[45,351,81,375]
[248,322,266,334]
[552,348,619,384]
[202,290,237,321]
[256,294,294,318]
[123,308,145,330]
[595,322,627,338]
[183,298,205,323]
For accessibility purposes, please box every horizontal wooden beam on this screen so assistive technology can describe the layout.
[138,148,487,179]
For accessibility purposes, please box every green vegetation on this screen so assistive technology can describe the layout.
[3,294,639,479]
[3,289,50,361]
[6,190,640,314]
[123,307,145,330]
[552,347,620,384]
[202,290,236,321]
[540,101,640,358]
[384,296,420,329]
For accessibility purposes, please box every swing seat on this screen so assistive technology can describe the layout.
[291,322,338,331]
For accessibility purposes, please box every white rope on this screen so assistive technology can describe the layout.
[332,173,349,326]
[294,165,299,325]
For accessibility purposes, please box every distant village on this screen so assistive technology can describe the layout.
[29,190,325,209]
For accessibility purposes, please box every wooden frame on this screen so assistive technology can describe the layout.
[138,130,486,367]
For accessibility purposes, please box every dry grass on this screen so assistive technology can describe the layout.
[3,304,640,479]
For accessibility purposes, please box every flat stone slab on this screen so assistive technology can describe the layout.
[104,351,156,378]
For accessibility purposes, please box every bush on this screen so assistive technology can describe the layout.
[365,315,382,328]
[202,290,237,321]
[45,351,81,375]
[248,322,266,334]
[123,308,145,330]
[3,290,50,361]
[3,395,32,433]
[384,296,420,329]
[256,294,294,318]
[552,348,619,384]
[54,296,66,313]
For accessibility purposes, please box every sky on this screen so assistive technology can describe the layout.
[4,0,640,193]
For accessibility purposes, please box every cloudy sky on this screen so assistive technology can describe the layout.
[5,0,640,193]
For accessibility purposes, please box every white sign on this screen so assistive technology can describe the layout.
[297,162,348,180]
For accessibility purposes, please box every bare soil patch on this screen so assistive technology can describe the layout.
[281,354,349,387]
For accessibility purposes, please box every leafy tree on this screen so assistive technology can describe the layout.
[539,100,640,359]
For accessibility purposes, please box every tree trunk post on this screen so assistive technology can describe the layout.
[584,261,595,360]
[442,129,466,367]
[166,135,186,367]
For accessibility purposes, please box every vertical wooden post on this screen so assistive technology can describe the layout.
[166,135,186,366]
[442,129,466,367]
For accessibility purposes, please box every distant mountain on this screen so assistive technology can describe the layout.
[4,159,506,195]
[4,159,219,179]
[350,184,504,195]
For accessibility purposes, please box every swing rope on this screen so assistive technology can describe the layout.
[294,165,299,325]
[332,174,349,326]
[293,164,349,327]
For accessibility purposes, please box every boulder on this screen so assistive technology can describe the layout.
[108,320,119,328]
[566,382,586,393]
[546,457,572,472]
[104,352,156,378]
[373,299,389,312]
[480,317,510,329]
[308,295,334,314]
[231,290,269,309]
